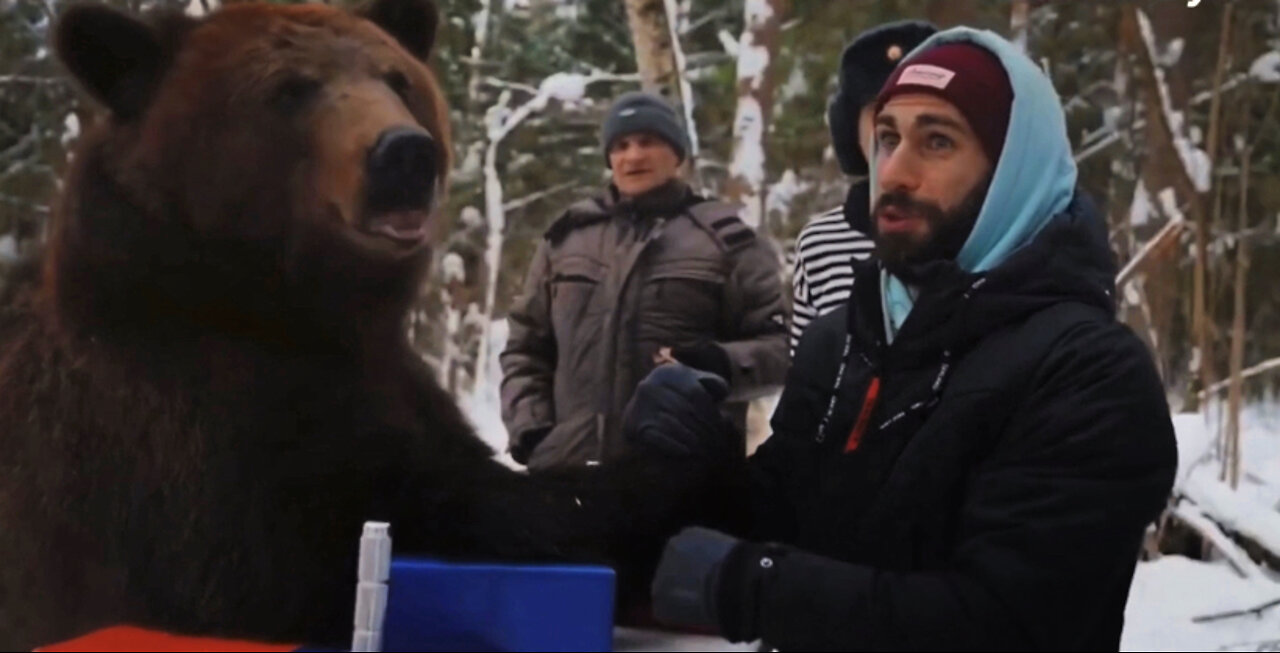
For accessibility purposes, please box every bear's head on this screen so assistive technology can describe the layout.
[48,0,449,336]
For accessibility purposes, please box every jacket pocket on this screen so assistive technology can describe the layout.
[638,260,726,342]
[525,411,600,470]
[549,256,606,346]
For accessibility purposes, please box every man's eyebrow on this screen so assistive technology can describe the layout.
[875,114,897,128]
[915,113,967,132]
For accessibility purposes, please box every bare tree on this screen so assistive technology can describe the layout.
[1223,140,1250,490]
[1191,1,1234,410]
[1124,6,1209,392]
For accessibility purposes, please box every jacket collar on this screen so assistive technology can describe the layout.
[599,179,698,220]
[849,190,1116,369]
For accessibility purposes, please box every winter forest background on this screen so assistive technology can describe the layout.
[2,0,1280,649]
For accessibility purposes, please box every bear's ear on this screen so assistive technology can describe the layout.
[54,4,174,120]
[360,0,439,61]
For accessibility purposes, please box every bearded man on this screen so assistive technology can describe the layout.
[623,28,1178,651]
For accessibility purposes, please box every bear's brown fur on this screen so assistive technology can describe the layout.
[0,1,735,648]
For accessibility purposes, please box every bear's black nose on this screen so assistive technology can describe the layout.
[366,126,437,212]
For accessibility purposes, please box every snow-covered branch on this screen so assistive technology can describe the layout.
[662,0,700,161]
[488,71,639,144]
[1199,357,1280,400]
[481,77,540,96]
[1135,9,1211,193]
[1074,72,1249,166]
[472,70,639,393]
[1116,212,1187,288]
[1169,500,1263,580]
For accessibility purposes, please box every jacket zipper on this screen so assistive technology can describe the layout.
[597,216,666,461]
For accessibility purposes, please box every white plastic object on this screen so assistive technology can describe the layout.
[352,521,392,652]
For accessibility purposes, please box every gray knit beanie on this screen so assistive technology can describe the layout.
[600,92,689,167]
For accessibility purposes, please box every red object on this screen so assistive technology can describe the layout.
[845,377,882,453]
[874,42,1013,165]
[35,625,300,652]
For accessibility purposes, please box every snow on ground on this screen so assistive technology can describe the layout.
[463,320,1280,650]
[1122,556,1280,652]
[1126,401,1280,652]
[1174,402,1280,547]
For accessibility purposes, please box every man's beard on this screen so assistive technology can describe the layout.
[870,175,992,282]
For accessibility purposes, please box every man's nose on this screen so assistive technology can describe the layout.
[877,147,920,194]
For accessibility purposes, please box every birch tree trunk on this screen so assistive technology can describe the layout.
[1010,1,1030,53]
[623,0,700,181]
[467,0,498,111]
[624,0,679,101]
[724,0,786,230]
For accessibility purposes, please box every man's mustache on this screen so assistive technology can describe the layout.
[873,191,945,221]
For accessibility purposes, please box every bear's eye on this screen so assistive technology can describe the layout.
[384,70,411,102]
[269,75,322,112]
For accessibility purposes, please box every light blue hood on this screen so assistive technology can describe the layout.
[873,28,1078,342]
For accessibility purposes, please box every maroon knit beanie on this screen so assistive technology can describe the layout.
[874,42,1013,165]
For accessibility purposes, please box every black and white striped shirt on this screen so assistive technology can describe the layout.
[790,206,875,354]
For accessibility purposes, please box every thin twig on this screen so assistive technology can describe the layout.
[0,75,63,86]
[0,195,49,213]
[1199,357,1280,400]
[1115,217,1187,287]
[1074,73,1250,165]
[481,77,539,96]
[680,6,727,35]
[1192,596,1280,623]
[503,181,575,212]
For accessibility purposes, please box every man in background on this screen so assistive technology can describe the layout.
[790,21,936,354]
[500,92,789,471]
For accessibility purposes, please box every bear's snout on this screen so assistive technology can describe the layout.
[366,126,437,210]
[361,126,438,245]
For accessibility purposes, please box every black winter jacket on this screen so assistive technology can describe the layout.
[731,192,1177,651]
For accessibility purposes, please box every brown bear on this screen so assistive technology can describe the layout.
[0,1,737,648]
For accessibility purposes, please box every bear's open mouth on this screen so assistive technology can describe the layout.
[361,126,439,247]
[363,208,432,245]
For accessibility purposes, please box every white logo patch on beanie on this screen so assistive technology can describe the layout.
[619,108,638,117]
[898,63,956,89]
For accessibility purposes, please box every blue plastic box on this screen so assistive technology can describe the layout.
[381,557,616,652]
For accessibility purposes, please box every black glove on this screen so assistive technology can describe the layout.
[651,526,785,643]
[509,425,551,465]
[622,363,735,461]
[670,342,733,384]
